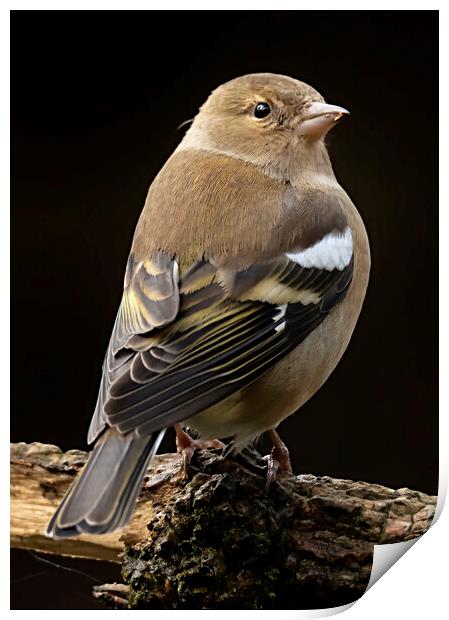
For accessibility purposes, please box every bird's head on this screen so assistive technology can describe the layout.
[179,73,349,181]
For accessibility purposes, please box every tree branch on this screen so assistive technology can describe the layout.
[10,442,437,609]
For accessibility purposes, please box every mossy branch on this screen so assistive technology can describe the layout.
[10,442,436,609]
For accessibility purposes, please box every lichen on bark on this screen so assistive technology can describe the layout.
[121,447,435,609]
[10,442,437,610]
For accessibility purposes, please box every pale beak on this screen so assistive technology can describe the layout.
[298,101,350,138]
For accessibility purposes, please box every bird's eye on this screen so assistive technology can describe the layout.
[254,102,271,119]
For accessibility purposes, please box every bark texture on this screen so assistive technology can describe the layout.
[10,442,436,609]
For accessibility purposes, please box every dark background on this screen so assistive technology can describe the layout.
[11,10,438,609]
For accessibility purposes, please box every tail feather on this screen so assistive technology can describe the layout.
[46,428,165,539]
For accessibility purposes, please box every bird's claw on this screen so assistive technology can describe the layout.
[175,425,225,478]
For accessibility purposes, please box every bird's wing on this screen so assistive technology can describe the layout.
[88,252,179,442]
[89,220,354,442]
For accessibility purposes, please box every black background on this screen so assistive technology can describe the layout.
[11,10,438,609]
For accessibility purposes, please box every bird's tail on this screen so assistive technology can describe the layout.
[46,428,165,539]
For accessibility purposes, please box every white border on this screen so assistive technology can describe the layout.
[1,6,11,614]
[1,2,444,9]
[3,4,445,617]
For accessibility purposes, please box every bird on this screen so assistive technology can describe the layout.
[47,72,370,539]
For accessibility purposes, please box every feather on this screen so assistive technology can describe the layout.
[46,429,165,538]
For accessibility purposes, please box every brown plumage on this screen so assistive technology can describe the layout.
[47,73,370,539]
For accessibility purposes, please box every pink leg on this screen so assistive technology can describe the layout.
[175,424,225,476]
[266,429,292,488]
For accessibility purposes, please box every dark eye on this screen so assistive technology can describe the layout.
[254,102,271,119]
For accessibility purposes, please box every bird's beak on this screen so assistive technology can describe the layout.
[298,101,350,138]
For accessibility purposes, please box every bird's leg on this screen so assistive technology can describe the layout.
[175,424,225,477]
[175,424,196,474]
[266,429,292,488]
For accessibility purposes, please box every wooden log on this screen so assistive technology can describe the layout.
[10,442,184,562]
[10,442,437,609]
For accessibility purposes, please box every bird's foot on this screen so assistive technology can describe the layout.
[265,429,292,489]
[175,424,225,477]
[227,443,268,474]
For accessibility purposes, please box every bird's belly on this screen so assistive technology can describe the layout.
[187,284,363,448]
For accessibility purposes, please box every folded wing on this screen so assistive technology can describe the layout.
[91,224,354,441]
